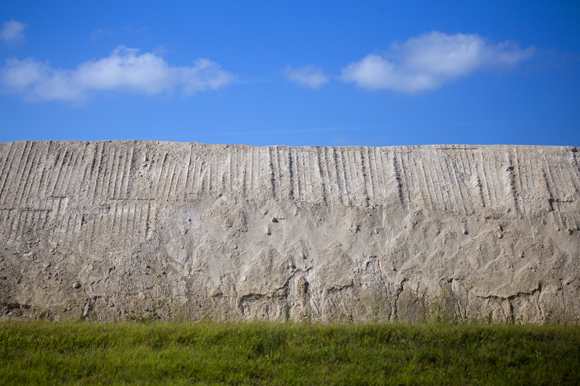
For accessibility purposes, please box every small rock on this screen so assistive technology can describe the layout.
[72,282,81,289]
[271,217,278,223]
[462,228,468,235]
[43,262,51,269]
[265,226,271,235]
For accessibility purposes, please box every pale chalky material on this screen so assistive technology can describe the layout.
[0,141,579,323]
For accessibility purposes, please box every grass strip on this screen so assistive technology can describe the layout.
[1,320,579,385]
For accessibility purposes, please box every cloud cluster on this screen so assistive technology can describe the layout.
[0,23,535,102]
[0,46,235,102]
[283,65,329,89]
[340,31,534,93]
[1,20,25,44]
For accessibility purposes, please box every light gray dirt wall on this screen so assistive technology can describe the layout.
[0,141,579,323]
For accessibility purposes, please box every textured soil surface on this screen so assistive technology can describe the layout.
[0,141,579,323]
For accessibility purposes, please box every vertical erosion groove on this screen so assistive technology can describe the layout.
[288,148,295,201]
[7,141,32,208]
[269,147,276,199]
[0,142,16,204]
[316,147,327,205]
[102,145,117,200]
[89,142,105,202]
[18,142,42,209]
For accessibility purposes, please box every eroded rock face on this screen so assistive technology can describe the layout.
[0,141,579,323]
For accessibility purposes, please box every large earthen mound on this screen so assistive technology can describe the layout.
[0,141,579,323]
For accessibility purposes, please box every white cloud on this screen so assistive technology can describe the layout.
[0,46,235,102]
[341,31,534,93]
[284,65,329,89]
[1,20,25,44]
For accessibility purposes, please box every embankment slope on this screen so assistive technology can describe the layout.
[0,141,579,323]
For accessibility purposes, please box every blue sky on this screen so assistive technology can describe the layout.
[0,0,579,147]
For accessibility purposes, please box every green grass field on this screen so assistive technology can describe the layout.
[1,319,579,385]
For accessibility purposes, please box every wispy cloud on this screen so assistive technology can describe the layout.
[1,20,26,45]
[126,26,149,37]
[331,136,351,145]
[90,29,113,40]
[341,31,534,93]
[284,65,329,89]
[0,45,236,103]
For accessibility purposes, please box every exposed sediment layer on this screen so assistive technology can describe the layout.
[0,141,579,323]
